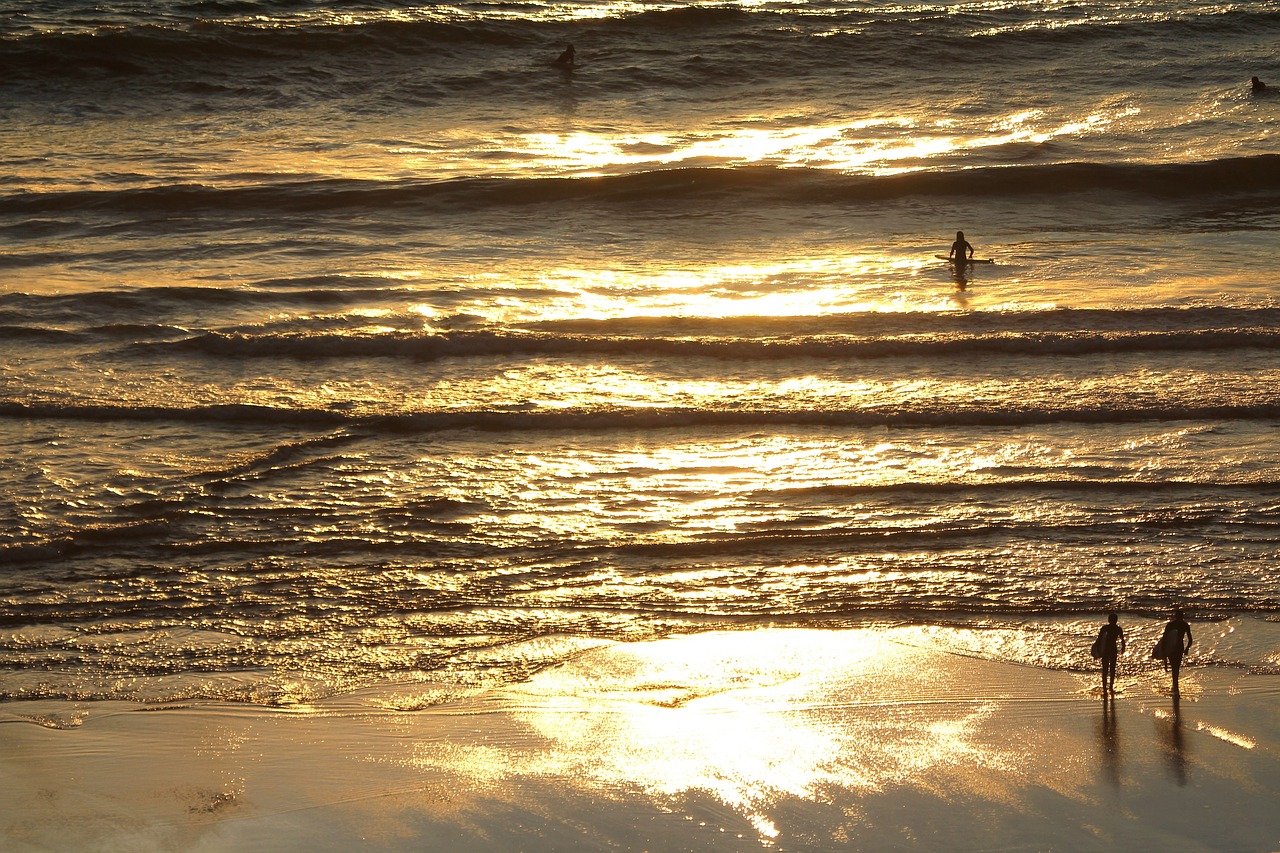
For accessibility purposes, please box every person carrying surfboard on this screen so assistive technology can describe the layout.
[1091,612,1126,695]
[948,230,974,264]
[1156,608,1193,697]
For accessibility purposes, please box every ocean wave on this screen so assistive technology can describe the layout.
[0,519,178,565]
[0,324,85,342]
[5,489,1274,570]
[0,401,352,427]
[5,3,1276,80]
[7,295,1277,339]
[5,399,1280,433]
[598,517,1280,561]
[756,477,1280,501]
[0,17,536,80]
[143,324,1280,362]
[927,5,1280,52]
[527,307,1280,337]
[4,157,1277,217]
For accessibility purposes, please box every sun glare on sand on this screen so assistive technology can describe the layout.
[402,630,1034,842]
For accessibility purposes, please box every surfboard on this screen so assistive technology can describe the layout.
[935,255,994,264]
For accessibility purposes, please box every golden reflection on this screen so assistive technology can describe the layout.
[388,359,896,420]
[1153,701,1189,786]
[289,2,789,27]
[677,125,847,165]
[1193,721,1256,750]
[518,132,660,173]
[515,257,942,323]
[1096,697,1121,787]
[404,630,1025,842]
[404,107,1139,178]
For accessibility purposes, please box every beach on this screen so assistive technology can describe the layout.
[3,1,1280,849]
[4,625,1279,852]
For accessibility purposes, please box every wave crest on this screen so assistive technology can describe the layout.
[5,399,1280,433]
[4,156,1278,217]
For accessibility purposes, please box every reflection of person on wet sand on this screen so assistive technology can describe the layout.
[1158,608,1193,696]
[1157,696,1189,786]
[1097,698,1120,787]
[1094,611,1126,695]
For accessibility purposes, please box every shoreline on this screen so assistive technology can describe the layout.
[3,626,1278,852]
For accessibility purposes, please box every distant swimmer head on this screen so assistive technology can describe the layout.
[554,44,576,66]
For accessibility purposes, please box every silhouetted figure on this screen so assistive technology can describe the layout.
[1158,608,1193,696]
[553,44,577,68]
[1252,76,1267,93]
[948,230,974,264]
[1094,612,1126,695]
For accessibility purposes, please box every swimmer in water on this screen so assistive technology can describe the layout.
[948,230,974,264]
[553,44,576,68]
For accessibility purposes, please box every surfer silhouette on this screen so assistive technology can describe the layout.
[1251,76,1267,92]
[948,230,974,264]
[1156,608,1193,696]
[1093,612,1126,695]
[553,44,577,68]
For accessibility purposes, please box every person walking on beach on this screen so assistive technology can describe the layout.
[1158,608,1193,696]
[948,230,974,264]
[1094,612,1126,695]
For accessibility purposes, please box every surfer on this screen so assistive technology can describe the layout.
[948,230,974,264]
[553,43,577,68]
[1157,608,1193,696]
[1093,612,1126,695]
[1251,76,1267,92]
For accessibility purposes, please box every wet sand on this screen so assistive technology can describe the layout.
[3,627,1278,852]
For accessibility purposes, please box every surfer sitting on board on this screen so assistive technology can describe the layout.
[948,230,974,264]
[1252,76,1267,93]
[553,44,577,68]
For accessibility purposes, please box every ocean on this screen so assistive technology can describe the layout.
[2,0,1279,713]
